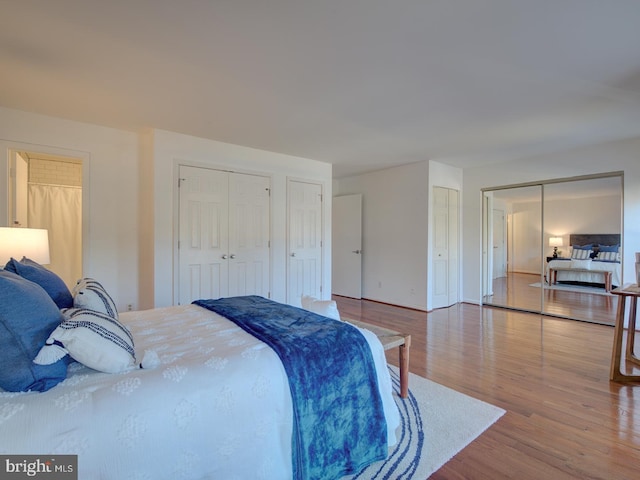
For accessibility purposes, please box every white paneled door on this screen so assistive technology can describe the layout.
[287,179,323,305]
[332,194,362,299]
[178,165,270,305]
[432,186,459,309]
[228,172,271,297]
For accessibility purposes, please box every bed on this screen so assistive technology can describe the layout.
[0,267,400,480]
[546,233,621,290]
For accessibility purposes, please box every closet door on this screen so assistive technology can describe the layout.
[287,179,323,305]
[178,166,229,304]
[178,166,271,304]
[228,173,270,297]
[482,186,542,313]
[432,187,459,309]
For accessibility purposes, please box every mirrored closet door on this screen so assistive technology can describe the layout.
[482,185,542,313]
[482,173,623,324]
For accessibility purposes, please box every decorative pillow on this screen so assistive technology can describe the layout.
[597,251,620,262]
[34,308,135,374]
[570,259,592,270]
[4,257,73,309]
[0,270,67,392]
[72,278,118,319]
[301,295,341,320]
[571,246,592,260]
[595,244,620,262]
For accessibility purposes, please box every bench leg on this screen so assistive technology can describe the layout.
[399,336,411,398]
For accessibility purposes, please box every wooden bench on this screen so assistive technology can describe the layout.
[344,318,411,398]
[548,267,612,292]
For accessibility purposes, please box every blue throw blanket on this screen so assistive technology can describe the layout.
[193,296,387,480]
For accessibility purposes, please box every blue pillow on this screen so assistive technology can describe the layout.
[4,257,73,309]
[0,270,68,392]
[598,244,619,252]
[573,244,593,250]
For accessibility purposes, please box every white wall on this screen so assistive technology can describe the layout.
[333,160,462,311]
[544,194,622,255]
[0,107,333,311]
[463,137,640,304]
[0,106,139,311]
[510,200,542,274]
[144,129,333,308]
[334,161,429,310]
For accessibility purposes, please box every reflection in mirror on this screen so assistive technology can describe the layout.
[482,185,542,313]
[542,176,622,324]
[482,174,622,325]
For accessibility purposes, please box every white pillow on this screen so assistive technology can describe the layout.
[72,278,119,319]
[570,259,591,270]
[34,308,136,374]
[301,295,341,320]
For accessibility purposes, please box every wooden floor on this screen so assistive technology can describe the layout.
[334,295,640,480]
[484,272,617,325]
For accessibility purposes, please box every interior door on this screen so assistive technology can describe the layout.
[228,173,270,297]
[178,165,229,304]
[287,179,323,305]
[332,194,362,299]
[432,187,459,309]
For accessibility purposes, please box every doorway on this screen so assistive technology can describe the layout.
[8,150,83,288]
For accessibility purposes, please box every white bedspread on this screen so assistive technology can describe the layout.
[0,304,399,479]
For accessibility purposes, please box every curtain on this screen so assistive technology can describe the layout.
[28,184,82,288]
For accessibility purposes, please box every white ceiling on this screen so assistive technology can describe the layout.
[2,0,640,178]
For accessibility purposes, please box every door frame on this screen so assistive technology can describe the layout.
[1,140,91,272]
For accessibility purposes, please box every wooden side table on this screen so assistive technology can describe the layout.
[610,284,640,382]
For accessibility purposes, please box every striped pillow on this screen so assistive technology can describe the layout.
[72,278,119,319]
[598,250,620,262]
[571,247,592,260]
[34,308,135,373]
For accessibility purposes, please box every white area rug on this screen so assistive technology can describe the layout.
[344,367,505,480]
[529,282,613,296]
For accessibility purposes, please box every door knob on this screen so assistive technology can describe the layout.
[221,254,228,260]
[230,254,236,259]
[290,252,296,257]
[352,249,362,254]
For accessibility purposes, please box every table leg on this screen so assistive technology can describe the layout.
[611,295,640,382]
[625,298,638,360]
[399,336,411,398]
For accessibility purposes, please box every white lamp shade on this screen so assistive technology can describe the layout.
[0,227,51,265]
[549,237,564,248]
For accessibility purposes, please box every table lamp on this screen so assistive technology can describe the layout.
[0,227,51,265]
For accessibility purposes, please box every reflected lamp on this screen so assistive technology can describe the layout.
[549,236,563,258]
[0,227,51,265]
